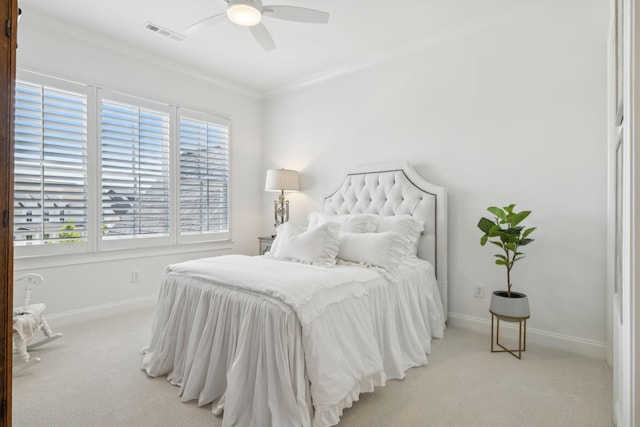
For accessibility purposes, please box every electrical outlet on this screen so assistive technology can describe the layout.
[474,283,485,298]
[131,271,141,283]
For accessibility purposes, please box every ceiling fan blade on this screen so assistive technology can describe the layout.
[262,6,329,24]
[182,13,227,36]
[249,23,276,51]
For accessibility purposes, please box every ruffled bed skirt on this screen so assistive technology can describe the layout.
[142,261,445,427]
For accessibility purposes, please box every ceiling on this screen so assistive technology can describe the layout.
[18,0,517,93]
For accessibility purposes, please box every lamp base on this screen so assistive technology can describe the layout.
[273,192,289,228]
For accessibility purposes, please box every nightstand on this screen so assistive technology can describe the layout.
[258,236,275,255]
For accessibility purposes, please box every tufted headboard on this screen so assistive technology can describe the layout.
[322,162,448,316]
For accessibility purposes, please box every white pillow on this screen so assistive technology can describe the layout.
[337,231,408,272]
[374,215,424,257]
[308,212,376,233]
[271,222,340,267]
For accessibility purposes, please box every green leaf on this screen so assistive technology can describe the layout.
[487,206,507,221]
[508,226,524,234]
[488,229,500,238]
[489,241,503,248]
[477,217,495,234]
[495,260,506,266]
[520,238,534,246]
[522,227,536,238]
[494,254,507,261]
[503,234,519,244]
[488,226,504,237]
[480,235,488,246]
[504,204,516,213]
[510,211,531,227]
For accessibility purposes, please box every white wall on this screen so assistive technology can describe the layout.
[14,1,611,358]
[14,19,264,324]
[263,0,609,356]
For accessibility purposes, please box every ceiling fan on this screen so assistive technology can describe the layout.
[182,0,330,51]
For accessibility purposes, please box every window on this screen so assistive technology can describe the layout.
[13,71,232,257]
[14,78,88,247]
[178,109,230,242]
[100,95,170,242]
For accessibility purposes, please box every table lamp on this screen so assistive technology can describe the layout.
[265,168,300,228]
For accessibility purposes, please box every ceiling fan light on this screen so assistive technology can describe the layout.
[227,4,262,27]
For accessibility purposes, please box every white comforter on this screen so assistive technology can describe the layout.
[142,255,445,427]
[164,255,383,326]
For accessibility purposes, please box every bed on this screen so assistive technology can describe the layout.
[141,162,448,427]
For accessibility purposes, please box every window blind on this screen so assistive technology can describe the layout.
[179,115,229,236]
[101,98,170,240]
[14,72,234,255]
[14,80,88,245]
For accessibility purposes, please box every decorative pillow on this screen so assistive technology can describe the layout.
[267,223,288,255]
[374,215,424,257]
[271,222,340,267]
[308,212,377,233]
[337,231,408,272]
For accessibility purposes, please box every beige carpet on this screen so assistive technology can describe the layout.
[13,307,613,427]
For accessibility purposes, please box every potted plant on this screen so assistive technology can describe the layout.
[477,204,536,318]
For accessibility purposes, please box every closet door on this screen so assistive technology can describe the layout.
[0,0,17,425]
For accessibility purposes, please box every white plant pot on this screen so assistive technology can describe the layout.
[489,290,530,319]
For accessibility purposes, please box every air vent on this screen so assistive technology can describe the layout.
[145,22,184,42]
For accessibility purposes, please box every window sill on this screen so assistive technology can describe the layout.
[14,239,234,270]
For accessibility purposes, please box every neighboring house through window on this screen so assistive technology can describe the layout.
[178,109,230,243]
[100,94,170,243]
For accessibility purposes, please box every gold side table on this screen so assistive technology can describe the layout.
[490,311,528,359]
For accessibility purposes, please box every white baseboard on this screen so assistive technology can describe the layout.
[42,302,608,359]
[447,312,607,360]
[45,295,157,329]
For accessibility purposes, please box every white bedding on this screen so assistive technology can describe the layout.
[164,254,382,325]
[142,254,445,427]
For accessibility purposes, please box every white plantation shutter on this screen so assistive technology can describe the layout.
[178,111,230,239]
[100,96,170,241]
[14,72,234,257]
[14,79,88,246]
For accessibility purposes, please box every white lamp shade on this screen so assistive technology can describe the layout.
[265,169,300,192]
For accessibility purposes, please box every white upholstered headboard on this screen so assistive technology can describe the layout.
[322,162,448,316]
